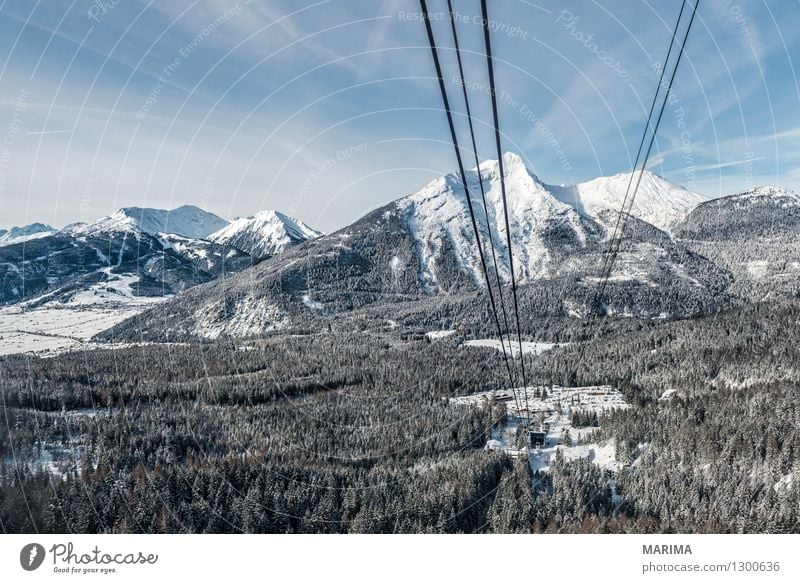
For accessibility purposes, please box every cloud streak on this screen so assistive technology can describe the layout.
[0,0,798,231]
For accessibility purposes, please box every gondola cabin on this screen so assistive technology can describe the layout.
[528,431,546,448]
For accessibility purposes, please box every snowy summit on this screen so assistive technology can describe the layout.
[0,223,57,246]
[551,169,706,233]
[393,152,704,289]
[67,205,229,239]
[209,210,322,259]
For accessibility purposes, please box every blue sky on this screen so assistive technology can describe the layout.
[0,0,798,232]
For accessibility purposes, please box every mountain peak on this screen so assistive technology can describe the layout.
[405,153,704,240]
[475,152,539,181]
[209,210,321,259]
[70,205,228,239]
[611,168,664,181]
[550,170,705,233]
[0,222,57,246]
[500,150,529,170]
[398,152,586,288]
[730,186,799,201]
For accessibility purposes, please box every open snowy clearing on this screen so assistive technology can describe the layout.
[0,275,167,356]
[451,385,628,473]
[0,304,156,356]
[426,329,456,340]
[451,384,628,416]
[774,473,794,492]
[462,338,566,356]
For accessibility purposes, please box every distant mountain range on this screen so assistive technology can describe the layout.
[66,205,228,239]
[0,223,57,247]
[3,153,797,348]
[0,205,321,308]
[102,153,799,342]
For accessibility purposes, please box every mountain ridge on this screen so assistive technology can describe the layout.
[0,204,322,309]
[548,168,706,233]
[100,153,744,342]
[208,209,322,259]
[66,205,229,239]
[0,223,57,246]
[2,155,792,346]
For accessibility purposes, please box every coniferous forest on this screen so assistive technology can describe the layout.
[1,298,797,534]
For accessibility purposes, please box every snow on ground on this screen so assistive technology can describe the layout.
[531,441,619,473]
[427,329,456,340]
[658,388,680,401]
[70,270,162,306]
[3,446,77,478]
[3,408,111,477]
[301,293,324,311]
[0,304,154,356]
[390,256,401,275]
[774,473,794,492]
[462,338,565,356]
[0,274,167,357]
[746,260,770,279]
[192,295,287,339]
[4,431,100,477]
[451,385,628,473]
[451,384,628,418]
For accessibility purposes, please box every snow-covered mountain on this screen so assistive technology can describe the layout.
[208,210,322,259]
[0,223,57,246]
[68,205,228,239]
[157,232,253,277]
[0,205,250,308]
[675,186,800,240]
[549,169,705,233]
[398,153,590,288]
[674,186,800,301]
[0,204,323,314]
[104,154,734,341]
[394,153,711,288]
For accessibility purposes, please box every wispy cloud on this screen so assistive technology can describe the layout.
[0,0,798,230]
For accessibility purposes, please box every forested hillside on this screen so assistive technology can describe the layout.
[2,300,797,533]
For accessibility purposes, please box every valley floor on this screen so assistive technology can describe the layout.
[0,277,166,356]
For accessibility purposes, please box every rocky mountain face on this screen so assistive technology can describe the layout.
[104,154,741,341]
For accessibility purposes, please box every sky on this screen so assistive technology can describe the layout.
[0,0,798,233]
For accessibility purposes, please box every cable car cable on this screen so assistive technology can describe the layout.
[419,0,521,412]
[480,0,533,429]
[445,0,520,389]
[563,0,701,386]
